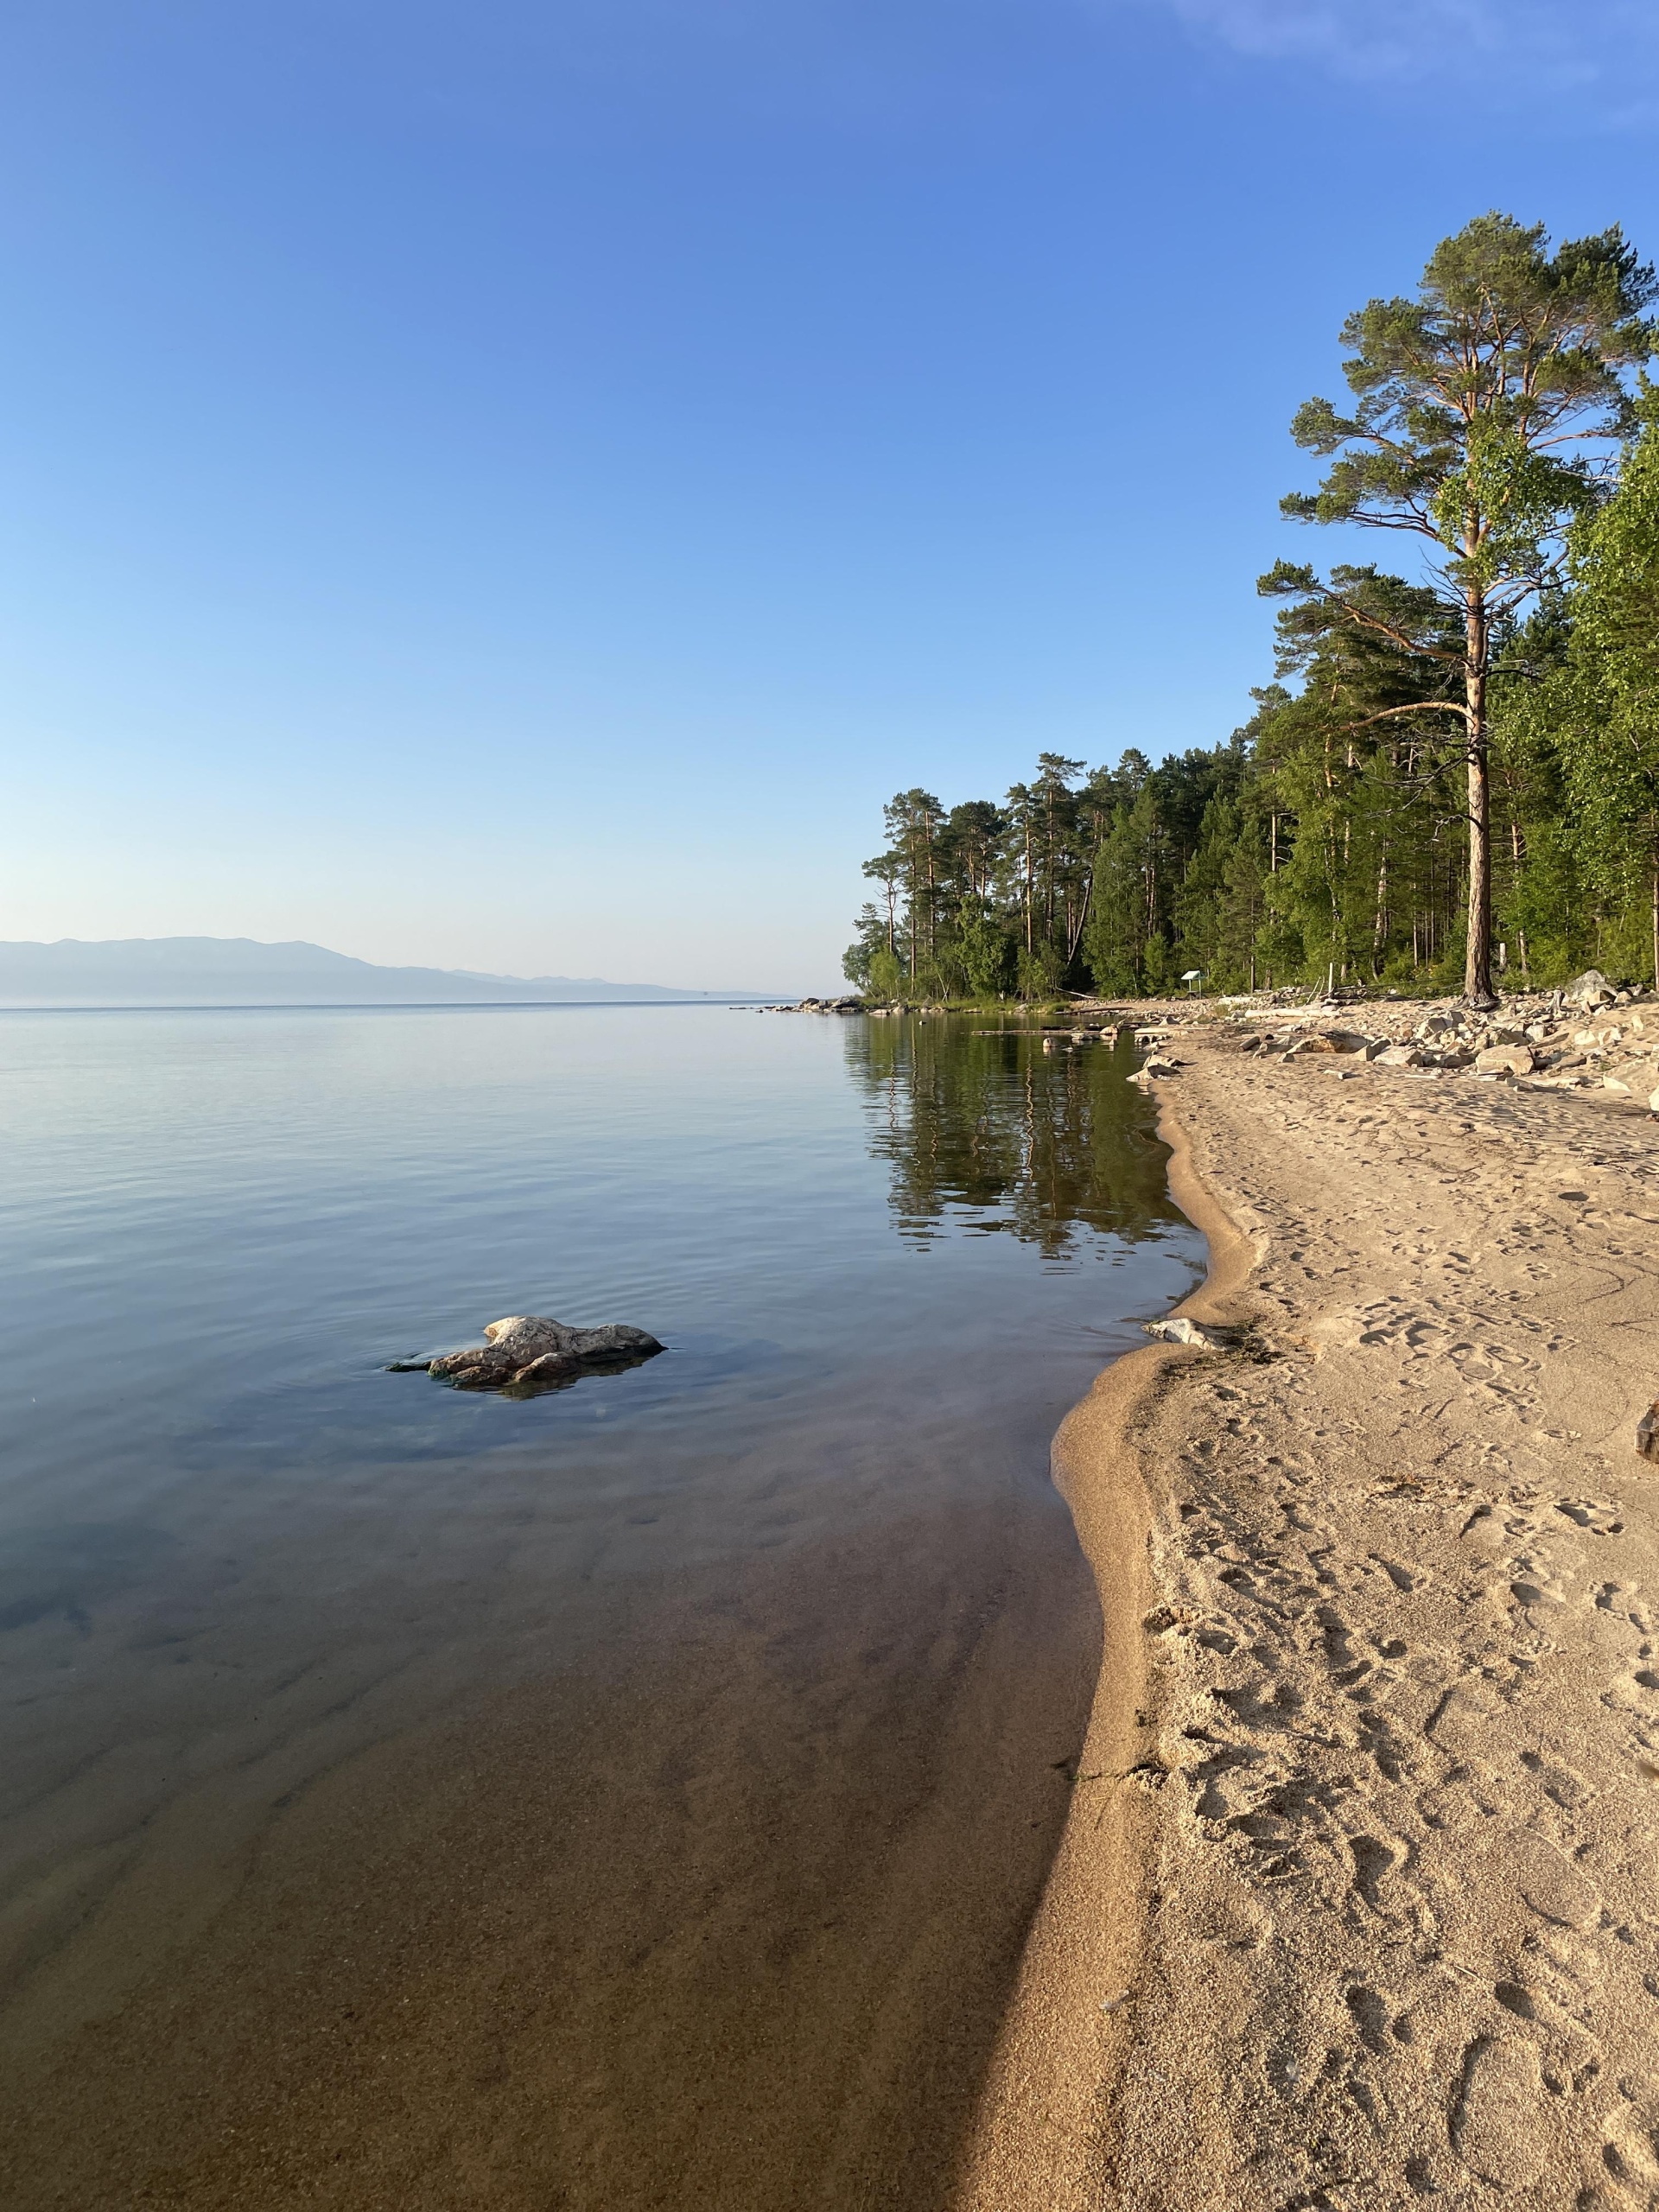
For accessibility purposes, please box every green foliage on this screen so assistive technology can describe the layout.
[957,905,1012,999]
[845,217,1659,1001]
[868,946,904,1001]
[1285,214,1654,564]
[1276,212,1656,1000]
[1495,387,1659,984]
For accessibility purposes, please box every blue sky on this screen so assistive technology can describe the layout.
[3,0,1656,991]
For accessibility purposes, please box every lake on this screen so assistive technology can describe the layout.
[0,1004,1198,2209]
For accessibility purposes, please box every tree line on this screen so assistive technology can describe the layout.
[843,214,1659,1006]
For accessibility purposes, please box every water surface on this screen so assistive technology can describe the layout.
[0,1005,1197,2209]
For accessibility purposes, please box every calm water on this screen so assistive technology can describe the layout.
[0,1005,1198,2209]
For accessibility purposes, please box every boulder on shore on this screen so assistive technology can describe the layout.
[405,1315,664,1393]
[1475,1044,1535,1077]
[1564,969,1618,1009]
[1285,1030,1372,1058]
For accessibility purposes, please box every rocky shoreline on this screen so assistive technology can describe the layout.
[1088,971,1659,1116]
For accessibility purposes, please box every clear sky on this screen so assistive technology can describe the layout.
[3,0,1656,992]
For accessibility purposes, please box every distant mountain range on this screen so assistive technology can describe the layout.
[0,938,771,1008]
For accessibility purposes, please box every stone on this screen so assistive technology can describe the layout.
[1375,1045,1426,1068]
[1475,1045,1535,1077]
[1285,1029,1370,1058]
[1639,1402,1659,1463]
[419,1314,664,1393]
[1140,1055,1181,1077]
[1565,969,1618,1008]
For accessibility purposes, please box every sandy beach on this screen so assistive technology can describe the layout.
[10,1004,1656,2207]
[963,1010,1659,2209]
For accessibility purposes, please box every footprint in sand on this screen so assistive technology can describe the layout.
[1559,1497,1628,1535]
[1510,1827,1603,1931]
[1451,2036,1550,2186]
[1519,1747,1597,1811]
[1602,2099,1659,2200]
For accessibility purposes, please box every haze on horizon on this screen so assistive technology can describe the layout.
[3,0,1656,995]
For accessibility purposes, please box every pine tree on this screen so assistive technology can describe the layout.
[1275,214,1656,1003]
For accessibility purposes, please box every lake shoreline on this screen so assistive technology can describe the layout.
[960,1028,1659,2207]
[0,1006,1192,2210]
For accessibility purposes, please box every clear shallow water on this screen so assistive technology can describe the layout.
[0,1005,1199,2209]
[0,1003,1194,1599]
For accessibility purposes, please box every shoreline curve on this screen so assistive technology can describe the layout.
[951,1084,1257,2209]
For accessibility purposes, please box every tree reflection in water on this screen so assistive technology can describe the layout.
[847,1015,1188,1262]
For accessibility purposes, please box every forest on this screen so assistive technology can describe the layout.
[843,215,1659,1006]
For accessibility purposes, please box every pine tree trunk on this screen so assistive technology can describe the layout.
[1463,594,1495,1006]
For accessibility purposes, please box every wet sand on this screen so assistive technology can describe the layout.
[963,1029,1659,2209]
[0,1486,1098,2210]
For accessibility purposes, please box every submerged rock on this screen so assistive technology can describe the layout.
[406,1315,664,1393]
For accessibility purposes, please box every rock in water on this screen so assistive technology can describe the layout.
[422,1315,664,1393]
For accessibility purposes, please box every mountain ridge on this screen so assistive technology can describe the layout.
[0,938,771,1007]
